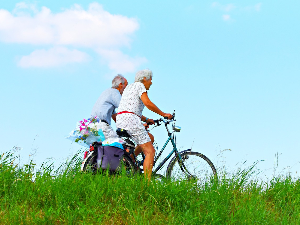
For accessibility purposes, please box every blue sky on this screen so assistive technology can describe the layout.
[1,1,299,179]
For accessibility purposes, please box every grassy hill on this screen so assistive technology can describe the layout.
[1,150,300,224]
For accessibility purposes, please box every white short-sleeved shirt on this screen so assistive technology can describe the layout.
[116,82,151,145]
[117,82,147,117]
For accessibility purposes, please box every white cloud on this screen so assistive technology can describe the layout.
[212,2,236,12]
[212,2,262,21]
[254,3,262,12]
[0,3,138,47]
[98,49,147,74]
[222,14,231,21]
[244,3,262,12]
[18,47,90,68]
[0,3,145,71]
[211,2,219,8]
[13,2,39,15]
[224,4,236,12]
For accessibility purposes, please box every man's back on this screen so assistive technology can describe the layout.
[90,88,121,125]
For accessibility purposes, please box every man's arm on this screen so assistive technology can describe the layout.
[112,113,117,122]
[110,90,121,123]
[110,90,122,108]
[140,115,154,125]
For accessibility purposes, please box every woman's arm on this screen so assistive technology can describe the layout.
[141,92,172,118]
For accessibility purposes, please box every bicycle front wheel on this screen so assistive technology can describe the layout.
[166,151,217,183]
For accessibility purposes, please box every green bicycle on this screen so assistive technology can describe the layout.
[116,111,218,182]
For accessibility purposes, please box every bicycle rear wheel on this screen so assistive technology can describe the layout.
[81,151,97,173]
[166,150,217,184]
[117,154,136,176]
[81,152,135,175]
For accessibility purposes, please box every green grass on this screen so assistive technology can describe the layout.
[1,150,300,224]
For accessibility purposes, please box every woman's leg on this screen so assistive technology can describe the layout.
[135,132,154,156]
[139,141,155,179]
[148,132,154,143]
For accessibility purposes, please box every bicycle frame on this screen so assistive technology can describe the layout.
[83,112,217,179]
[150,119,184,175]
[121,112,193,177]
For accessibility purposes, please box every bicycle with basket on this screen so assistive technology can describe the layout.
[81,111,217,182]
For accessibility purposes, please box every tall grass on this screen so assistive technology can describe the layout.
[1,150,300,224]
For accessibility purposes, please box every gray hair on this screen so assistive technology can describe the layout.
[135,69,153,82]
[112,74,126,88]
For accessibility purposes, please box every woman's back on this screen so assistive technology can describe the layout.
[118,82,147,117]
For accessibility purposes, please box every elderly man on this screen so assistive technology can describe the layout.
[116,69,172,179]
[91,74,128,140]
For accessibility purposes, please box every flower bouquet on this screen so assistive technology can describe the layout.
[67,117,105,147]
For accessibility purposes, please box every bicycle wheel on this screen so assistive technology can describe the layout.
[166,150,217,183]
[117,154,136,176]
[152,173,166,182]
[81,151,97,173]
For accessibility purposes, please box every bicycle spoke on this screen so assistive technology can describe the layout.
[117,154,136,176]
[167,151,217,185]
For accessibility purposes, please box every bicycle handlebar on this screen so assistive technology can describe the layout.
[145,110,176,127]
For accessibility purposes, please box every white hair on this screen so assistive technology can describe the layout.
[112,74,126,88]
[135,69,153,82]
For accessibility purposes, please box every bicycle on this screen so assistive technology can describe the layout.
[81,111,217,183]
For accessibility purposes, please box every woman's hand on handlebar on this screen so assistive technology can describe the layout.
[163,113,173,120]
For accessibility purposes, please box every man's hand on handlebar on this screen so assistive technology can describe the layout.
[143,118,155,130]
[146,118,155,125]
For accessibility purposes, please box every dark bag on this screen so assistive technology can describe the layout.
[97,145,124,171]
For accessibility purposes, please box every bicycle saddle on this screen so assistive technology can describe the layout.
[116,128,130,138]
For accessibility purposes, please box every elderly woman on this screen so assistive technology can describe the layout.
[116,69,172,179]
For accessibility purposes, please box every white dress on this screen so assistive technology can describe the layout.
[116,82,151,145]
